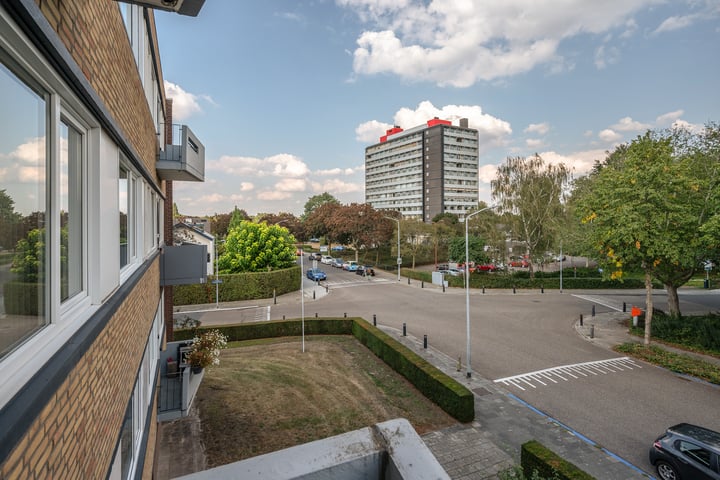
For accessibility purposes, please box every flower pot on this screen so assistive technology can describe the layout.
[191,365,203,374]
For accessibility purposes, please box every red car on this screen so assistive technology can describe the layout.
[509,257,529,267]
[476,264,498,272]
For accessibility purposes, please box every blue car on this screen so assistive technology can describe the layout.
[306,268,327,281]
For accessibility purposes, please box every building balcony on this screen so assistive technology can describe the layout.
[157,124,205,182]
[158,341,204,422]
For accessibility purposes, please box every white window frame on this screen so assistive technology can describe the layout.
[0,6,99,407]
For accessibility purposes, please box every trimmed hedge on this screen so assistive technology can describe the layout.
[3,281,44,316]
[176,317,475,423]
[403,268,652,290]
[521,440,595,480]
[173,266,301,305]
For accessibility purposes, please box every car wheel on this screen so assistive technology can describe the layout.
[656,461,680,480]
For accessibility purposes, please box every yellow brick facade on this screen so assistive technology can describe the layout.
[0,0,166,478]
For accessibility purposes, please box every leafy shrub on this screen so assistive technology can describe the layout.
[630,312,720,355]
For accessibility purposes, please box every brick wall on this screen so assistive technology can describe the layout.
[1,262,161,479]
[36,0,161,180]
[0,1,166,477]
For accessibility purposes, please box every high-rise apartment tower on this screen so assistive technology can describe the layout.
[365,118,479,222]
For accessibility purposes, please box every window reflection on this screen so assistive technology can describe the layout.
[0,60,47,359]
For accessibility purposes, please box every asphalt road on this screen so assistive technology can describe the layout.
[191,269,720,475]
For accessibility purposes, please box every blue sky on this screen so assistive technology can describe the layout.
[155,0,720,217]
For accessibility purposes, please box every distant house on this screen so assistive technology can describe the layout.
[174,222,216,275]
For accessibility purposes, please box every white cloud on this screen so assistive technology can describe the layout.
[526,138,546,149]
[594,44,620,69]
[275,178,308,192]
[524,122,550,135]
[653,15,696,34]
[389,101,512,151]
[316,167,359,176]
[239,182,254,191]
[312,178,364,194]
[655,110,684,126]
[209,153,310,178]
[610,116,652,132]
[341,0,662,86]
[355,119,393,142]
[539,149,608,176]
[257,190,294,201]
[598,128,623,143]
[164,81,215,121]
[11,136,45,164]
[478,164,499,184]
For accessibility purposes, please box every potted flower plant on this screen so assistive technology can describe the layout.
[187,329,228,374]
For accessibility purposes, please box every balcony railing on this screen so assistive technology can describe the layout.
[157,124,205,182]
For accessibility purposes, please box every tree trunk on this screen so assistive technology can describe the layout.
[644,271,653,345]
[665,283,680,317]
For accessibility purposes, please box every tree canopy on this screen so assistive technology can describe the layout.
[301,192,339,221]
[491,154,570,278]
[573,124,720,342]
[217,220,296,273]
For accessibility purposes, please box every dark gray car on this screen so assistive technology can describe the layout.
[649,423,720,480]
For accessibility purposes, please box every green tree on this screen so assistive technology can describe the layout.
[228,206,249,231]
[217,220,296,273]
[447,235,490,265]
[492,154,570,279]
[11,228,46,282]
[0,189,21,250]
[304,201,342,246]
[399,219,432,269]
[301,192,339,221]
[575,127,720,343]
[326,203,391,261]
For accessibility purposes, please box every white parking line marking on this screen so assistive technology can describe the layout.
[494,357,643,390]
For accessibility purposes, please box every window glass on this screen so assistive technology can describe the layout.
[60,120,83,301]
[0,59,47,360]
[679,440,711,467]
[119,165,129,268]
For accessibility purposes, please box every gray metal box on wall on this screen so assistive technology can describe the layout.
[160,244,208,285]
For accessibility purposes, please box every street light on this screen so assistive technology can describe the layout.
[464,204,500,378]
[383,215,401,282]
[213,239,225,309]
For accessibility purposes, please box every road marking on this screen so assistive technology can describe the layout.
[494,357,642,391]
[571,294,624,311]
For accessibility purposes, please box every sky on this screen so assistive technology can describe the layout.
[154,0,720,218]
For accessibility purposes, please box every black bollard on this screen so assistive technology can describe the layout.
[315,313,318,318]
[592,305,595,317]
[408,277,410,285]
[325,285,329,293]
[423,335,427,349]
[541,285,544,294]
[623,302,626,312]
[580,314,583,326]
[482,286,485,294]
[442,283,445,293]
[421,280,424,288]
[402,323,407,336]
[344,312,347,318]
[313,290,316,299]
[274,289,277,305]
[373,314,377,326]
[283,315,285,320]
[590,324,595,338]
[513,285,516,294]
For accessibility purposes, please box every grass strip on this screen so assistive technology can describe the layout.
[614,343,720,385]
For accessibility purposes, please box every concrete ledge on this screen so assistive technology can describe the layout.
[175,418,448,480]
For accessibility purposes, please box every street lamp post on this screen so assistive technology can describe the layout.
[383,216,401,282]
[464,204,499,378]
[213,239,224,308]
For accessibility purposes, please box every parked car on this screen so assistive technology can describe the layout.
[320,255,334,265]
[476,264,498,272]
[442,268,464,277]
[343,260,359,271]
[436,263,449,271]
[306,268,327,281]
[309,237,320,242]
[356,265,375,276]
[649,423,720,480]
[332,258,344,268]
[509,256,529,267]
[311,252,322,261]
[331,245,345,251]
[295,249,304,256]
